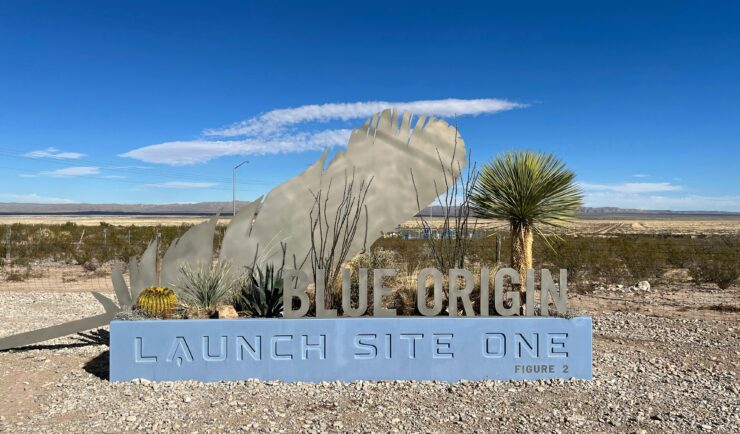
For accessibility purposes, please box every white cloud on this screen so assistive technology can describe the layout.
[0,193,74,204]
[39,166,100,177]
[204,98,526,137]
[583,192,740,212]
[122,98,525,165]
[632,173,649,178]
[122,130,352,166]
[579,182,683,194]
[144,181,217,189]
[580,179,740,212]
[24,147,85,160]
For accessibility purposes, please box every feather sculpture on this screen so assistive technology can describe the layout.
[219,109,466,274]
[0,109,465,350]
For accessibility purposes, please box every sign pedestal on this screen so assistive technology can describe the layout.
[110,317,592,382]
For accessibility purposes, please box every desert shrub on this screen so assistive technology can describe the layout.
[374,235,740,290]
[344,249,399,314]
[614,237,668,281]
[390,265,422,315]
[467,233,506,266]
[6,269,27,282]
[688,240,740,289]
[372,239,428,269]
[0,222,227,267]
[391,285,418,315]
[689,259,739,289]
[177,261,234,312]
[540,236,590,290]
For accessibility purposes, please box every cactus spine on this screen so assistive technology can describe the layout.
[136,286,177,318]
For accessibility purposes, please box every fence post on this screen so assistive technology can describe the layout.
[495,233,501,264]
[4,226,10,264]
[76,229,86,250]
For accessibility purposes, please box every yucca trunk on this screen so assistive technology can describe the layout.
[511,224,533,304]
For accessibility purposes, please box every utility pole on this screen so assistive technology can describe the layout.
[232,160,250,217]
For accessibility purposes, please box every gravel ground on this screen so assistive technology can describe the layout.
[0,289,738,433]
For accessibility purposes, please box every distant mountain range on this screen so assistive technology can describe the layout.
[0,201,241,215]
[0,202,738,217]
[417,205,740,218]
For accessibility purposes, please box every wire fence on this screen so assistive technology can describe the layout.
[1,223,739,293]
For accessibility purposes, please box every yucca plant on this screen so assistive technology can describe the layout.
[177,261,234,313]
[471,151,582,300]
[234,264,284,317]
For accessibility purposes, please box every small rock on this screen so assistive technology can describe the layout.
[216,305,239,319]
[635,281,651,291]
[82,259,100,272]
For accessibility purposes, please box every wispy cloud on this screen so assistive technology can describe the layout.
[204,98,526,137]
[144,181,217,189]
[579,182,683,193]
[632,173,649,178]
[123,130,352,166]
[580,179,740,211]
[583,192,740,212]
[38,166,100,177]
[0,193,74,204]
[24,147,85,160]
[121,98,525,166]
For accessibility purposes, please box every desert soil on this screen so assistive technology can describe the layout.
[0,283,738,433]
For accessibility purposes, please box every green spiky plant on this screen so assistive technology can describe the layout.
[234,264,284,317]
[177,261,234,313]
[470,151,583,302]
[136,286,177,318]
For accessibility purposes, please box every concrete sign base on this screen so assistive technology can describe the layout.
[110,317,592,382]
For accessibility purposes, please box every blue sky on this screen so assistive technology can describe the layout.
[1,1,739,210]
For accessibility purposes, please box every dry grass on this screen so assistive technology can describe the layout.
[398,216,740,236]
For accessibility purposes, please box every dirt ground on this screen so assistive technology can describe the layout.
[0,282,737,433]
[0,215,738,432]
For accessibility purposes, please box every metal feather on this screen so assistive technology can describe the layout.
[160,214,219,290]
[219,109,465,273]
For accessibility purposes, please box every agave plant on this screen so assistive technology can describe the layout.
[234,264,284,317]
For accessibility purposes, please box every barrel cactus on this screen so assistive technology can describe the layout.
[136,286,177,318]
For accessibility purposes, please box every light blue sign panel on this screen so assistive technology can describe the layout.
[110,317,592,382]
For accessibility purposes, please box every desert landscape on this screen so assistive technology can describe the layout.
[0,214,738,432]
[4,2,739,432]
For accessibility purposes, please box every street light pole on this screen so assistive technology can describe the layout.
[232,160,249,217]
